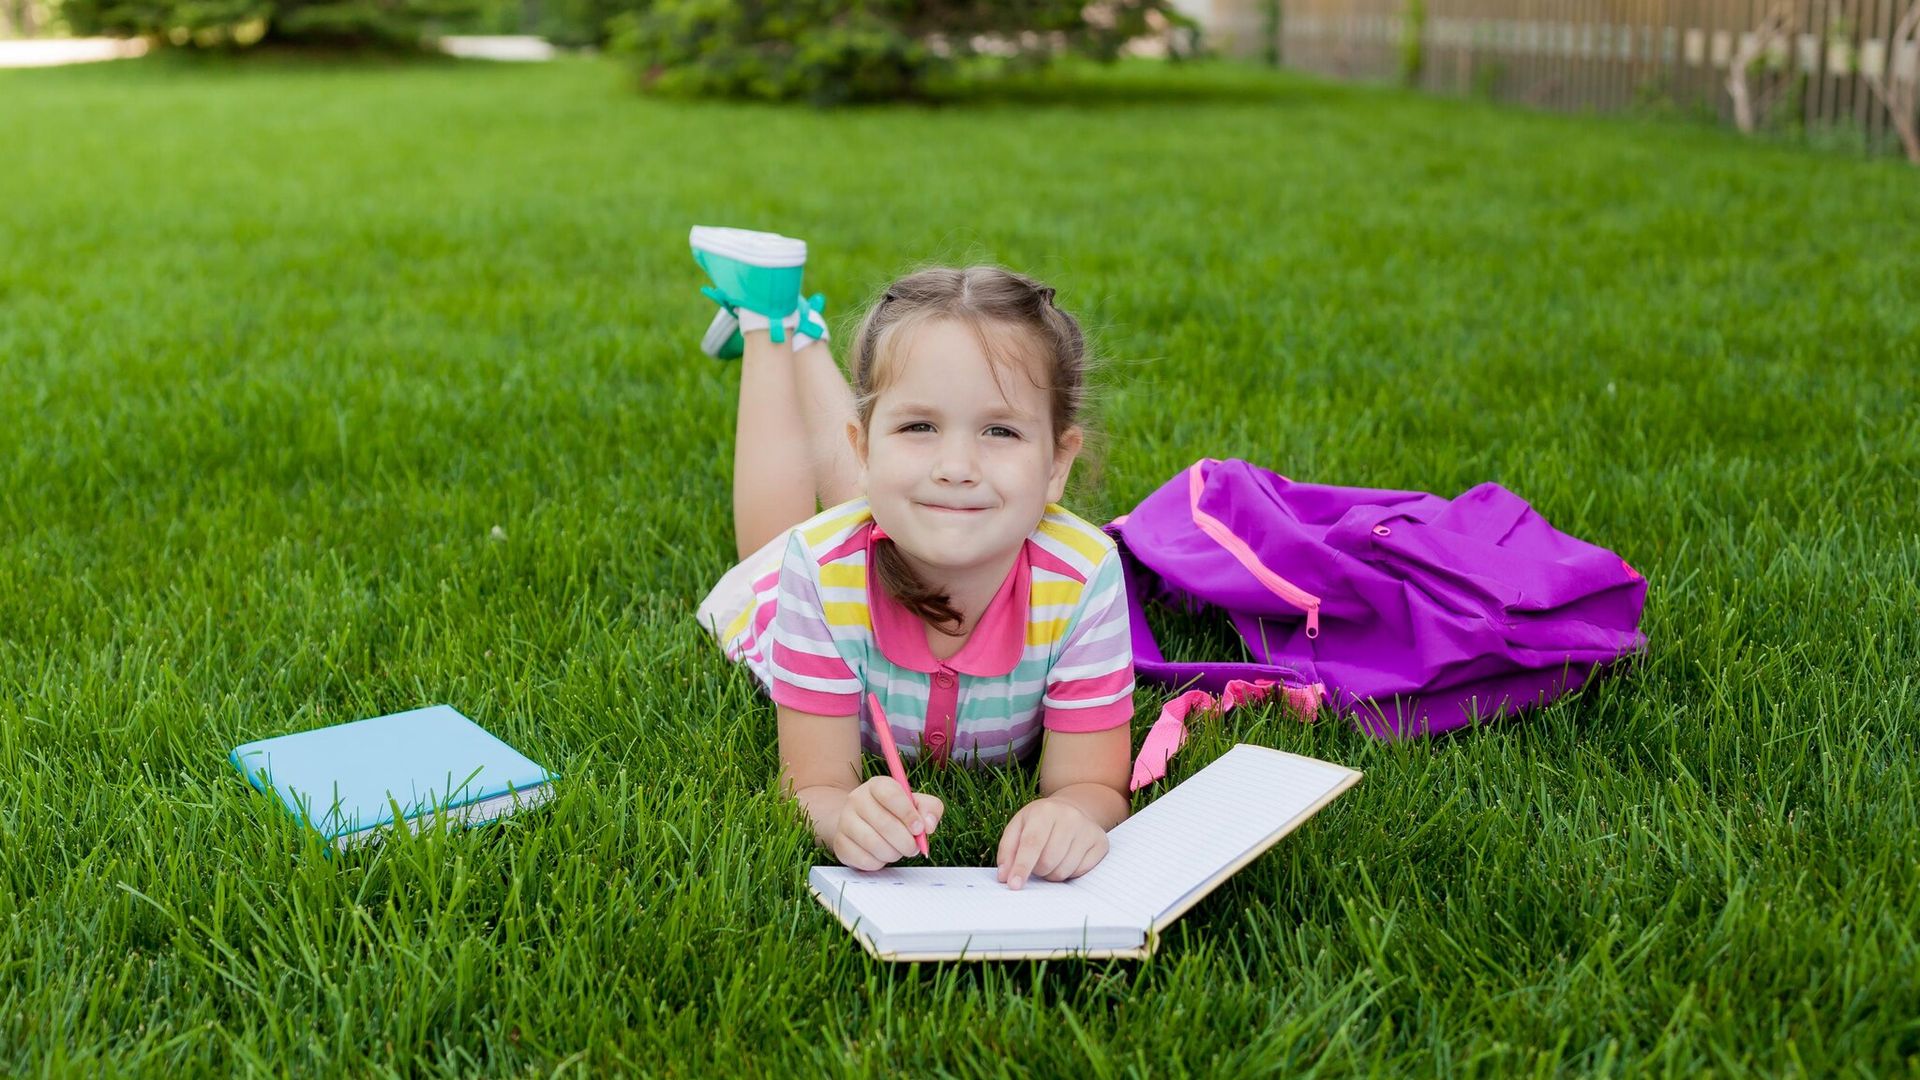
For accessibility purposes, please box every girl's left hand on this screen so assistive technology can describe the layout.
[995,797,1109,890]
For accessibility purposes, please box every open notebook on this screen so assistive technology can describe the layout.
[808,744,1361,961]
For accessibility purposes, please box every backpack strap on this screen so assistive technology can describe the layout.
[1128,678,1325,791]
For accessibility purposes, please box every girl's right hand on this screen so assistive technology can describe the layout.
[832,777,945,871]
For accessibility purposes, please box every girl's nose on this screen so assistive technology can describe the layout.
[932,434,980,484]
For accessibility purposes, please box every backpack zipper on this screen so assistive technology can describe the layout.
[1189,460,1323,639]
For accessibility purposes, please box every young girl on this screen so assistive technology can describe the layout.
[688,226,1134,891]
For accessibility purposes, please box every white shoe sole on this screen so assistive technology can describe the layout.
[700,303,823,357]
[700,307,737,357]
[689,226,806,268]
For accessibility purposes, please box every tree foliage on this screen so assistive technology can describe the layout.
[60,0,480,48]
[611,0,1196,105]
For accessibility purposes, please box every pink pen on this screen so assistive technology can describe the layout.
[867,692,930,857]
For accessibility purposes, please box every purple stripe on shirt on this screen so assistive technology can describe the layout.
[861,723,1037,765]
[954,713,1045,748]
[771,607,838,647]
[1055,631,1130,670]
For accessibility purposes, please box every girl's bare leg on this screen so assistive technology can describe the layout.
[732,331,816,559]
[791,339,861,508]
[732,330,862,558]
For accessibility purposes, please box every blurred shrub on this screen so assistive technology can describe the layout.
[455,0,629,46]
[532,0,632,46]
[610,0,1196,105]
[59,0,481,47]
[467,0,633,46]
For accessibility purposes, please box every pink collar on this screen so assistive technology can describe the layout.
[866,523,1029,675]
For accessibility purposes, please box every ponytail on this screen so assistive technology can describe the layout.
[872,537,965,635]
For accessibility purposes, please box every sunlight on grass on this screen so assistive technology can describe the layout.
[1,53,1916,1075]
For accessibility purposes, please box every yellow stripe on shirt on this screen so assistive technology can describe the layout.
[1027,618,1071,647]
[802,506,872,546]
[1029,580,1083,609]
[819,563,866,590]
[1037,517,1109,567]
[723,602,755,644]
[822,601,872,629]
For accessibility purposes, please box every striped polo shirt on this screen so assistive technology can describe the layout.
[763,497,1135,766]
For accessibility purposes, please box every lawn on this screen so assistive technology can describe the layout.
[1,52,1916,1076]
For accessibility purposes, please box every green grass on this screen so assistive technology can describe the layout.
[2,53,1917,1076]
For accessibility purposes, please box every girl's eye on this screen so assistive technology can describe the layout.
[986,426,1021,439]
[899,421,934,433]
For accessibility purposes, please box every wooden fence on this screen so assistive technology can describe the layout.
[1265,0,1920,159]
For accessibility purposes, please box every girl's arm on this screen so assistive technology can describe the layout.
[995,724,1132,889]
[777,702,942,868]
[776,702,862,845]
[1036,725,1132,829]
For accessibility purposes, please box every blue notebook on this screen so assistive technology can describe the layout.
[229,704,557,850]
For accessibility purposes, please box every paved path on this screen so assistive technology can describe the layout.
[439,35,554,60]
[0,34,554,68]
[0,37,149,67]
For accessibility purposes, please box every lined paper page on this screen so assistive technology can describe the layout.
[1067,745,1357,928]
[807,746,1357,953]
[810,866,1139,949]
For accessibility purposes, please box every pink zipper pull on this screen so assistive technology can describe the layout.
[1189,460,1326,638]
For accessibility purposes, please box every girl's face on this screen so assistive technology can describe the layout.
[848,317,1082,583]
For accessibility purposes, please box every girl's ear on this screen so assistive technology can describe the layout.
[846,419,868,471]
[1046,425,1084,504]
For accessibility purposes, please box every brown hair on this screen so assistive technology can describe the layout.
[848,265,1099,636]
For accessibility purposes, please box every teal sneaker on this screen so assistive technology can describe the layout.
[700,306,746,361]
[689,226,806,344]
[700,293,829,361]
[794,291,829,344]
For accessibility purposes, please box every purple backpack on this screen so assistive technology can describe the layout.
[1107,459,1647,756]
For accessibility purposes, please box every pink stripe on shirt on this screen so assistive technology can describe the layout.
[770,679,861,716]
[1045,665,1134,703]
[1044,697,1135,732]
[771,640,856,682]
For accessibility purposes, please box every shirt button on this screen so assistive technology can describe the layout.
[935,672,955,688]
